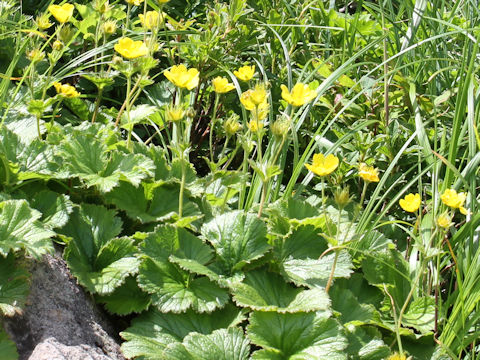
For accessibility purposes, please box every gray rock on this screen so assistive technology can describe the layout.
[4,251,125,360]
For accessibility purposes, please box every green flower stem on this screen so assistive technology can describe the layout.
[35,115,42,139]
[384,284,403,355]
[396,259,426,356]
[1,155,10,186]
[114,75,142,128]
[209,93,220,162]
[91,87,103,123]
[124,4,131,36]
[257,181,267,218]
[51,99,62,125]
[178,155,186,218]
[321,177,333,237]
[125,74,133,148]
[325,208,343,294]
[238,148,249,210]
[325,249,339,294]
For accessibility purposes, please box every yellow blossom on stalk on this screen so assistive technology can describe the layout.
[126,0,144,5]
[441,188,468,215]
[52,40,63,51]
[305,153,339,177]
[280,83,317,107]
[240,84,267,110]
[27,49,45,63]
[437,213,453,229]
[53,82,80,98]
[139,11,163,29]
[359,163,380,183]
[164,64,199,90]
[48,4,75,24]
[224,117,242,136]
[165,105,184,122]
[234,65,255,81]
[399,193,421,213]
[387,354,407,360]
[114,37,148,59]
[248,119,263,132]
[102,20,117,36]
[212,76,235,94]
[36,14,53,30]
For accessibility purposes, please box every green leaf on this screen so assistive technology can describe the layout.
[402,296,435,334]
[270,197,320,222]
[276,224,328,260]
[138,258,228,313]
[30,190,73,230]
[281,251,353,288]
[248,311,347,359]
[0,200,54,258]
[59,132,154,192]
[140,225,213,264]
[169,256,243,288]
[121,104,157,130]
[163,327,250,360]
[61,204,139,295]
[0,327,18,360]
[0,253,30,316]
[344,326,390,360]
[330,287,375,326]
[362,250,411,306]
[231,269,330,313]
[0,128,55,182]
[97,276,151,316]
[121,304,244,359]
[104,182,200,223]
[201,211,270,273]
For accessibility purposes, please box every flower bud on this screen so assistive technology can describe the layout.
[102,20,117,36]
[224,115,242,136]
[52,40,63,51]
[166,105,185,122]
[271,117,289,139]
[94,0,111,13]
[36,14,53,30]
[334,186,352,209]
[27,49,45,63]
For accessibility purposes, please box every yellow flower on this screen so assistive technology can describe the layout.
[165,105,184,122]
[399,193,421,213]
[248,119,263,132]
[280,83,317,107]
[212,76,235,94]
[240,84,267,110]
[36,14,53,30]
[305,153,339,177]
[53,82,80,98]
[102,20,117,36]
[139,11,163,29]
[234,65,255,81]
[437,212,453,229]
[164,64,199,90]
[387,354,407,360]
[359,163,380,183]
[126,0,144,5]
[27,49,45,63]
[114,37,148,59]
[441,189,468,214]
[48,3,74,24]
[224,117,242,136]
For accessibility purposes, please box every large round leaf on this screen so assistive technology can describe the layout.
[201,211,270,273]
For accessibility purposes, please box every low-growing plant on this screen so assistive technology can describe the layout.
[0,0,479,359]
